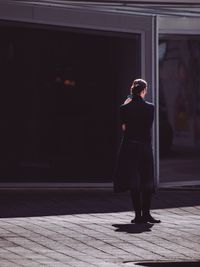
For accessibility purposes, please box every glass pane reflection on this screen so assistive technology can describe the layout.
[159,35,200,183]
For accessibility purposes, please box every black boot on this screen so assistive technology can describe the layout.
[142,191,161,223]
[143,212,161,223]
[131,211,143,224]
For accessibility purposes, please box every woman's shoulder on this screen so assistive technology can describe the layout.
[145,101,154,109]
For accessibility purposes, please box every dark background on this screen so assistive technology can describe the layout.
[0,23,140,182]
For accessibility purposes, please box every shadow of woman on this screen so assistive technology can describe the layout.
[112,223,154,234]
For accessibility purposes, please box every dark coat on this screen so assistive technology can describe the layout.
[113,95,155,193]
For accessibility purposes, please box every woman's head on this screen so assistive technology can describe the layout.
[130,78,147,98]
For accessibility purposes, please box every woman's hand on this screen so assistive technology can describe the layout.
[122,123,126,131]
[124,97,132,105]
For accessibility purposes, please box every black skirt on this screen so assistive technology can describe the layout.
[113,138,155,193]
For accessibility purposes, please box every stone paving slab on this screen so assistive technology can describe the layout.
[0,189,200,266]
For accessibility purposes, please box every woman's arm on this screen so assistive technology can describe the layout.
[122,123,126,131]
[120,97,131,132]
[124,97,132,105]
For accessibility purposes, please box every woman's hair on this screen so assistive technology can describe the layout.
[130,78,147,96]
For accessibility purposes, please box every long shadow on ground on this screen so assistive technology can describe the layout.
[0,189,199,218]
[133,261,200,267]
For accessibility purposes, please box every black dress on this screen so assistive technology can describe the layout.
[114,95,155,193]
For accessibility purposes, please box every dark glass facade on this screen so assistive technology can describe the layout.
[0,24,140,182]
[159,35,200,183]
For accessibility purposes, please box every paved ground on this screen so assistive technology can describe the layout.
[0,188,200,267]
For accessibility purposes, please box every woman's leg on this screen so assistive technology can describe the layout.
[130,190,143,223]
[142,191,161,223]
[142,190,151,216]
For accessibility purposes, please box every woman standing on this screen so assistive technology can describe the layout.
[114,78,160,224]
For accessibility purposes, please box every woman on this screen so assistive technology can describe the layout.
[114,78,160,224]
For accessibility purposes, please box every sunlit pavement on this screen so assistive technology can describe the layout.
[0,188,200,267]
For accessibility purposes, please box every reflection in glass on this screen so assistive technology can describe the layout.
[159,35,200,183]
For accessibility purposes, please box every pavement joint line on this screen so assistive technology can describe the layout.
[142,230,200,254]
[57,211,197,258]
[1,223,80,267]
[38,216,145,260]
[3,246,50,267]
[14,217,124,260]
[5,238,74,267]
[0,247,43,267]
[8,235,95,267]
[0,251,25,267]
[54,217,174,259]
[178,207,200,215]
[3,218,125,266]
[154,225,200,245]
[81,212,200,258]
[161,222,200,237]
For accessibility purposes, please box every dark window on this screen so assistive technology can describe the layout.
[159,35,200,183]
[0,24,140,182]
